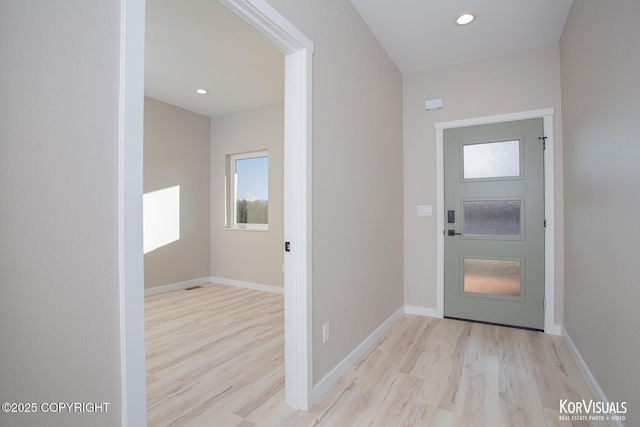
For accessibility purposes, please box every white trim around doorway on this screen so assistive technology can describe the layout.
[435,108,561,335]
[118,0,314,424]
[204,0,316,411]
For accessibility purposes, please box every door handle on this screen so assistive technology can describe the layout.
[448,229,462,236]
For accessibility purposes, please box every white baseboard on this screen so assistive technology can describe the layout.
[144,277,212,296]
[310,306,404,404]
[562,327,624,427]
[546,323,562,336]
[145,276,284,297]
[404,305,439,318]
[210,276,284,295]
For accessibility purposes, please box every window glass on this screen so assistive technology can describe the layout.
[463,200,521,237]
[230,151,268,229]
[464,258,521,296]
[463,140,520,179]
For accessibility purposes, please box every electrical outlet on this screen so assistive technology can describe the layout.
[322,322,330,343]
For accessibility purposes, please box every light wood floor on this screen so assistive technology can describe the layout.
[146,283,604,427]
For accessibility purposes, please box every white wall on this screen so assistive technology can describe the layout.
[0,2,122,426]
[403,43,565,326]
[210,103,285,287]
[264,0,405,382]
[144,97,211,289]
[560,1,640,423]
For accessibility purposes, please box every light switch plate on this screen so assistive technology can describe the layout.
[417,205,433,216]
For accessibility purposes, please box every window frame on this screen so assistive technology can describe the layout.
[227,149,269,231]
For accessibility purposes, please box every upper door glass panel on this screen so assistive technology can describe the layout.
[463,140,520,179]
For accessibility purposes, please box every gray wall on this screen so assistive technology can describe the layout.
[0,0,406,414]
[403,43,565,325]
[267,0,405,382]
[0,2,122,426]
[144,98,284,289]
[15,2,634,425]
[560,0,640,422]
[210,103,285,287]
[143,97,211,289]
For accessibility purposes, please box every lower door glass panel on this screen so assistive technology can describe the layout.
[463,258,521,296]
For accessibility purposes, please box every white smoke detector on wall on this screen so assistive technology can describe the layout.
[424,98,443,111]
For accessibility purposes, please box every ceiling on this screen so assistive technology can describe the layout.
[350,0,574,74]
[145,0,573,117]
[145,0,284,118]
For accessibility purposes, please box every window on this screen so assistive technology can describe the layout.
[463,258,522,297]
[462,139,521,179]
[463,199,522,237]
[228,150,269,230]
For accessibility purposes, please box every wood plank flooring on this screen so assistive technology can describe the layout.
[146,283,605,426]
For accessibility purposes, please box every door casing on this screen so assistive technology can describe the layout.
[435,108,560,335]
[118,1,315,425]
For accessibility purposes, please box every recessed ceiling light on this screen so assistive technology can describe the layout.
[455,13,476,26]
[195,89,208,95]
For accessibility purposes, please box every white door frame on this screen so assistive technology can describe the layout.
[435,108,560,335]
[118,0,314,425]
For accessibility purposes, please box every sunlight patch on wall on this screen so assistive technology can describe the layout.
[143,185,180,254]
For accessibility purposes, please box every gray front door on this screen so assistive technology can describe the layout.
[444,118,545,330]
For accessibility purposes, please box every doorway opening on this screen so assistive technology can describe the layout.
[118,0,314,424]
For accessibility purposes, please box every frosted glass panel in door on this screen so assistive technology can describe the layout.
[463,258,521,296]
[463,200,521,237]
[463,140,520,179]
